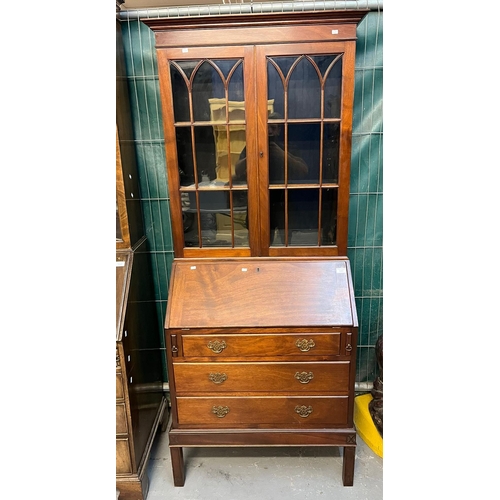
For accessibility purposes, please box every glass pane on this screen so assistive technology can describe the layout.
[324,56,342,119]
[269,188,286,247]
[176,127,194,186]
[182,193,199,247]
[194,125,218,182]
[267,122,311,185]
[214,190,249,248]
[192,61,225,122]
[320,187,338,246]
[287,123,320,184]
[323,122,340,183]
[267,60,285,119]
[170,62,190,123]
[212,125,246,182]
[287,57,321,119]
[288,189,319,246]
[227,61,244,102]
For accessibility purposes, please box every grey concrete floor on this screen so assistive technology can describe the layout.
[144,417,383,500]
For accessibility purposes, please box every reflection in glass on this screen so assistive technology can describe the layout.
[194,125,217,182]
[171,59,245,124]
[211,124,246,182]
[270,188,319,247]
[287,123,320,184]
[266,119,309,185]
[182,188,249,248]
[192,61,224,122]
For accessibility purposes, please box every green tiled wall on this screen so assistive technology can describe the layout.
[120,11,383,384]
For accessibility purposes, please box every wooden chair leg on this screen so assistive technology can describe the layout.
[170,447,185,487]
[342,446,355,486]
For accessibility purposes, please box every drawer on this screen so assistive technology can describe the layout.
[180,332,340,357]
[174,361,350,394]
[176,396,349,427]
[116,438,133,474]
[116,403,128,435]
[116,373,124,400]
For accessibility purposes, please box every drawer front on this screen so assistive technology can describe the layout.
[116,438,133,474]
[181,332,340,357]
[116,403,128,435]
[176,396,349,426]
[116,373,124,400]
[174,361,350,393]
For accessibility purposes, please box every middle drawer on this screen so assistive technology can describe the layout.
[173,361,350,394]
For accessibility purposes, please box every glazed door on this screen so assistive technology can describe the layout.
[255,41,355,256]
[157,40,355,257]
[158,45,259,257]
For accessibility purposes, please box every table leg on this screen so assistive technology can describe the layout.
[170,447,185,487]
[342,446,355,486]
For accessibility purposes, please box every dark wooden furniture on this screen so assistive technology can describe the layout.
[143,9,367,487]
[116,249,167,500]
[116,18,167,500]
[165,257,358,486]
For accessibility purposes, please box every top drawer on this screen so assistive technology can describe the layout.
[179,332,341,357]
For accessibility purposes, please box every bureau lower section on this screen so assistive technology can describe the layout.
[164,257,359,487]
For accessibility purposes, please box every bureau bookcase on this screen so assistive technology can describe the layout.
[143,8,367,486]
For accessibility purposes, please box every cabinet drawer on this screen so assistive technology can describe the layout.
[181,333,340,357]
[176,396,349,427]
[174,361,349,393]
[116,403,128,435]
[116,438,133,474]
[116,373,124,400]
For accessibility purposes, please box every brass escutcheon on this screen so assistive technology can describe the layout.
[294,371,314,384]
[295,339,315,352]
[207,340,227,354]
[212,405,230,418]
[209,372,228,384]
[295,405,313,418]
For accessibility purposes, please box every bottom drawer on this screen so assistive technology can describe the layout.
[116,438,133,474]
[176,396,348,427]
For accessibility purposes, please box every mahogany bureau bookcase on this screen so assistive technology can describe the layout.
[143,8,368,486]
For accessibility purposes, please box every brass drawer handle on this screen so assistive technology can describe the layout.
[294,371,314,384]
[212,405,230,418]
[209,372,228,384]
[207,340,227,354]
[295,339,315,352]
[295,405,313,418]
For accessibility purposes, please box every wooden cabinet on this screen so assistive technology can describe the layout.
[144,9,368,258]
[116,249,167,500]
[116,18,167,500]
[143,8,367,487]
[165,257,358,486]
